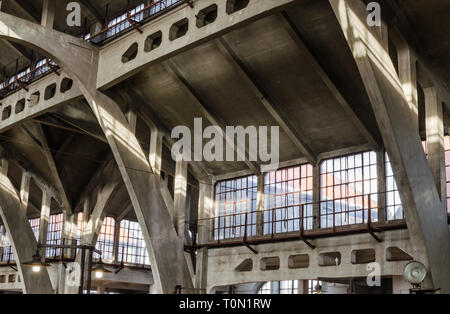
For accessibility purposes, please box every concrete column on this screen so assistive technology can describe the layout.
[149,126,163,176]
[38,191,51,257]
[256,173,265,236]
[82,197,91,236]
[113,219,121,263]
[62,212,77,259]
[174,160,188,237]
[41,0,55,29]
[398,43,418,114]
[0,225,6,260]
[66,175,121,294]
[425,87,446,201]
[0,158,8,176]
[0,11,193,293]
[0,157,53,293]
[19,171,31,212]
[329,0,450,292]
[312,164,321,230]
[377,150,386,223]
[126,103,137,134]
[195,182,213,291]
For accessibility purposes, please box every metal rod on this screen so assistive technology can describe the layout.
[86,248,93,294]
[79,247,86,294]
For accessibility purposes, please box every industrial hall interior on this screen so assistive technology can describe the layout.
[0,0,449,295]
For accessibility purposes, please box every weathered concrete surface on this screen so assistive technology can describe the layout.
[0,11,193,293]
[0,156,53,294]
[329,0,450,292]
[206,229,420,292]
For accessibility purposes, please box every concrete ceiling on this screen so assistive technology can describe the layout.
[0,0,448,220]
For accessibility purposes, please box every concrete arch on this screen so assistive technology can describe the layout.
[0,156,53,294]
[0,12,193,293]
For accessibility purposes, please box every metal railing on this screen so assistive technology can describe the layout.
[89,0,186,44]
[0,59,58,99]
[193,192,421,250]
[0,0,190,99]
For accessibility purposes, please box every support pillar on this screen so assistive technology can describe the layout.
[312,164,321,230]
[195,182,213,291]
[329,0,450,292]
[377,150,386,223]
[397,39,418,114]
[256,173,265,236]
[174,160,188,237]
[425,87,446,201]
[0,10,193,293]
[149,126,163,176]
[19,171,31,212]
[38,191,51,257]
[0,155,53,293]
[62,212,77,259]
[41,0,55,29]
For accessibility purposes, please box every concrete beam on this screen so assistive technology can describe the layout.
[123,82,211,182]
[19,170,30,211]
[165,60,261,176]
[38,190,51,257]
[329,0,450,292]
[149,125,163,176]
[40,0,55,29]
[195,182,214,290]
[215,37,317,164]
[21,122,73,214]
[425,87,446,200]
[0,155,53,294]
[174,160,188,237]
[1,144,63,208]
[66,167,122,294]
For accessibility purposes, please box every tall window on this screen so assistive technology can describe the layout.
[264,165,313,235]
[76,212,85,246]
[95,217,116,261]
[29,218,40,240]
[118,220,150,265]
[214,176,257,240]
[46,213,63,258]
[385,153,404,220]
[320,152,378,228]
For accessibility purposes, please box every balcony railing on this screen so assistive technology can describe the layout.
[192,192,425,251]
[0,59,58,99]
[0,0,189,99]
[89,0,186,44]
